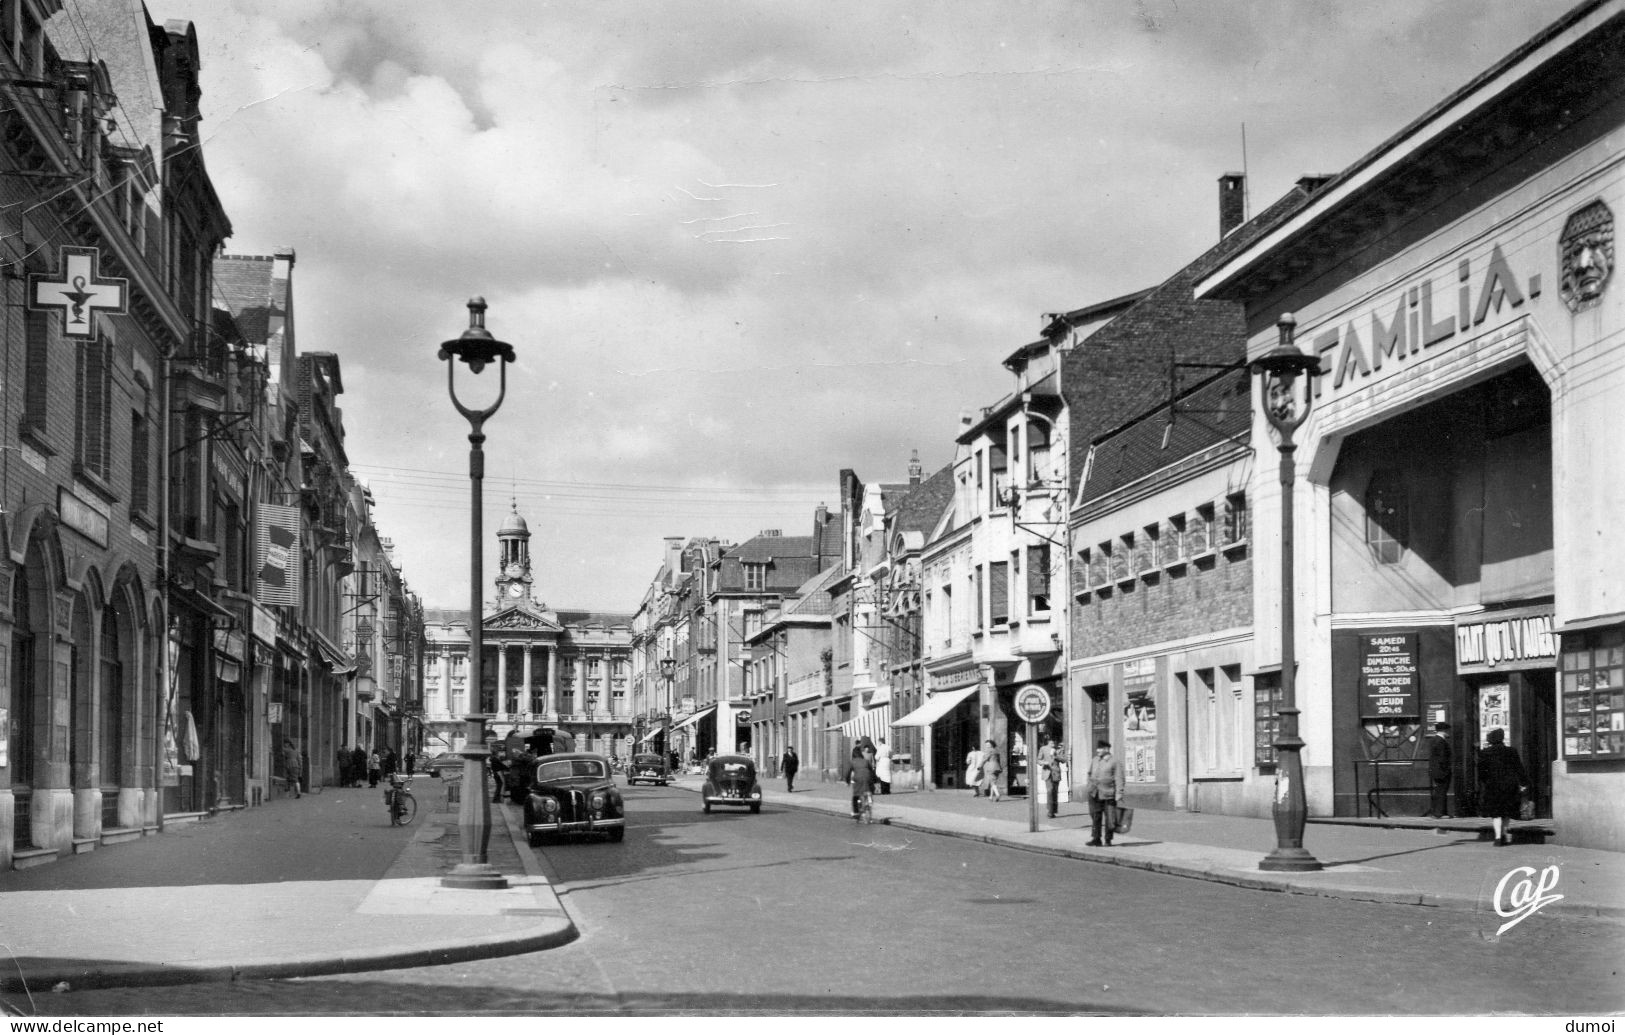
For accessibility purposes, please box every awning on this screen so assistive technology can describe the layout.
[668,706,716,734]
[866,683,892,705]
[636,726,668,745]
[312,636,357,676]
[890,685,980,728]
[830,705,891,742]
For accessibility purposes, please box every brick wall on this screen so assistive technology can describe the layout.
[1072,548,1252,658]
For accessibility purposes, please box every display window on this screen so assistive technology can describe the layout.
[1561,627,1624,760]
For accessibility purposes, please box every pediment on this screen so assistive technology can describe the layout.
[485,605,563,632]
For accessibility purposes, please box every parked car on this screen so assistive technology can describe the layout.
[523,753,625,844]
[700,754,761,814]
[626,752,669,786]
[425,753,466,778]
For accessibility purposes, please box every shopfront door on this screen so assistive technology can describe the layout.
[1470,672,1556,818]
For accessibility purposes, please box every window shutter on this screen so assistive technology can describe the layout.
[989,561,1008,623]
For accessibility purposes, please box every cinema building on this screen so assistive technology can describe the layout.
[1198,1,1625,849]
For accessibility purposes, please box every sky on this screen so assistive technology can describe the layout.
[147,0,1582,614]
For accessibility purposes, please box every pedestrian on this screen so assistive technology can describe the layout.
[1477,727,1529,846]
[351,746,367,788]
[337,746,352,789]
[874,738,893,794]
[1423,721,1453,818]
[382,748,397,777]
[965,744,984,796]
[367,750,381,789]
[979,740,1003,803]
[1037,734,1066,819]
[489,743,508,804]
[282,739,303,798]
[1084,738,1124,846]
[405,751,417,777]
[843,744,878,818]
[781,745,800,793]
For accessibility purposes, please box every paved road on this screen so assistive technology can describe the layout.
[36,784,1625,1016]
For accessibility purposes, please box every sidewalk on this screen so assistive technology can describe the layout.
[692,773,1625,924]
[0,780,574,994]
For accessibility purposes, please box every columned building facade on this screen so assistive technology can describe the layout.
[421,506,633,759]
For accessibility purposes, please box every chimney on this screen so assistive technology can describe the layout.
[812,503,829,561]
[1296,173,1335,195]
[1219,172,1246,238]
[907,448,923,486]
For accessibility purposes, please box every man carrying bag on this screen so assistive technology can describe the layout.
[1084,738,1123,847]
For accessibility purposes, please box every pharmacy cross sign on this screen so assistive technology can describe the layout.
[29,246,128,339]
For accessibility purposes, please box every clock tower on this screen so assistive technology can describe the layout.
[494,500,536,605]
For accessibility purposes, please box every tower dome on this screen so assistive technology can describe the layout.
[499,500,530,537]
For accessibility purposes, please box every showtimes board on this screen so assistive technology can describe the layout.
[1360,632,1420,719]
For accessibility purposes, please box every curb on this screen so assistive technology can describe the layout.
[706,783,1625,925]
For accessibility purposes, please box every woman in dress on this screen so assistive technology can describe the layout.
[965,745,984,796]
[979,740,1003,803]
[1477,727,1529,846]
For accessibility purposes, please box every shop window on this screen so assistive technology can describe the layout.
[1254,672,1282,770]
[1561,627,1625,760]
[1366,471,1408,564]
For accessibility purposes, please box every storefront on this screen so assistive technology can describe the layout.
[895,662,982,789]
[1197,2,1625,847]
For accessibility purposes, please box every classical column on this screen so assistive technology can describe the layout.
[439,650,452,719]
[522,645,534,717]
[548,648,559,717]
[494,643,507,714]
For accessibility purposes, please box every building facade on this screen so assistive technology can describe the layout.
[1198,0,1625,848]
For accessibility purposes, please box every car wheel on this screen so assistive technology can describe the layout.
[750,803,760,814]
[608,826,625,843]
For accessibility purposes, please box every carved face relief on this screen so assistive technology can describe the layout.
[1265,374,1299,425]
[1560,200,1613,313]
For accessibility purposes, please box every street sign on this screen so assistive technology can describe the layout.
[1014,685,1051,724]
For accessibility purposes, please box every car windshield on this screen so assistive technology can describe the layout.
[709,759,754,778]
[633,755,661,765]
[534,759,607,782]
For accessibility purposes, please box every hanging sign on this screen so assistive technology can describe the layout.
[1014,685,1052,724]
[29,246,128,339]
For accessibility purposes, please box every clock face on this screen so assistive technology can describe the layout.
[507,584,523,598]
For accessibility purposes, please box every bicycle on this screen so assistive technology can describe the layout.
[385,775,417,826]
[854,787,874,825]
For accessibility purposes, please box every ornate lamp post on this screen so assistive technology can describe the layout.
[659,656,676,771]
[1251,313,1323,872]
[585,690,599,755]
[439,298,515,891]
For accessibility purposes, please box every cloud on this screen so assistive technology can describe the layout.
[153,0,1579,609]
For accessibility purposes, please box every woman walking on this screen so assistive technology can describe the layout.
[965,744,984,796]
[1477,728,1529,846]
[979,740,1003,803]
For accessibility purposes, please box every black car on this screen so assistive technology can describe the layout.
[626,752,669,786]
[523,753,626,844]
[424,753,466,778]
[700,754,762,814]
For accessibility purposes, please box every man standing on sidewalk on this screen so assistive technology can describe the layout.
[1424,722,1454,818]
[1084,739,1121,846]
[1038,735,1066,819]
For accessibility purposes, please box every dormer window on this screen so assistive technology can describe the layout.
[744,562,766,592]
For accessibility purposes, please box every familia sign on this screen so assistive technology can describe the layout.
[1302,242,1539,402]
[1360,633,1420,719]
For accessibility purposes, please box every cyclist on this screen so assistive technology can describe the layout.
[843,744,878,821]
[384,770,414,824]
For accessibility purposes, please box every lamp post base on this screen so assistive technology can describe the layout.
[1259,847,1323,872]
[442,862,511,889]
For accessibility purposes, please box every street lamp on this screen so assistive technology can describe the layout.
[439,297,515,891]
[1250,313,1323,873]
[586,691,599,754]
[660,656,677,773]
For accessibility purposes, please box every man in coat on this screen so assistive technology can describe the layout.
[1037,734,1067,819]
[1083,738,1123,846]
[281,739,303,799]
[780,745,800,793]
[1423,721,1454,818]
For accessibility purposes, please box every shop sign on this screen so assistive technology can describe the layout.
[1456,613,1555,670]
[928,664,982,694]
[1360,633,1420,718]
[1306,242,1539,403]
[58,487,109,547]
[252,602,279,646]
